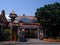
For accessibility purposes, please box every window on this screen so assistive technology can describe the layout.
[19,18,32,23]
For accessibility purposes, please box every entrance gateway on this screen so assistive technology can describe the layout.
[9,22,44,41]
[24,28,37,38]
[18,25,41,39]
[9,23,44,41]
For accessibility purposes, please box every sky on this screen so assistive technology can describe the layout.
[0,0,60,18]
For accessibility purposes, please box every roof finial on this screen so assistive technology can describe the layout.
[23,14,25,16]
[1,10,5,15]
[11,10,15,14]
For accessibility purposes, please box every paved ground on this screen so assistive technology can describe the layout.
[0,39,60,45]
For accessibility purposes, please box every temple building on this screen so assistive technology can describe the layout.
[8,11,44,41]
[0,10,44,41]
[17,16,40,38]
[0,10,8,41]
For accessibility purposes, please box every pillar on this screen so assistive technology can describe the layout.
[1,26,3,34]
[10,26,12,41]
[17,26,20,41]
[39,29,44,40]
[37,28,40,39]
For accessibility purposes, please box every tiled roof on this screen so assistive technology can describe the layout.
[1,10,8,23]
[0,10,8,26]
[16,16,37,20]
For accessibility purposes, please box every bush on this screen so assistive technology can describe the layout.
[3,29,10,41]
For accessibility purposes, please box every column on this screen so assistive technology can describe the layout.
[37,28,40,39]
[10,26,12,41]
[1,26,3,40]
[30,28,31,38]
[22,28,25,39]
[39,29,44,40]
[17,26,20,41]
[1,26,3,34]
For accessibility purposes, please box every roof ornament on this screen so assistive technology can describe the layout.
[11,10,15,14]
[23,14,25,16]
[1,10,5,16]
[9,10,17,22]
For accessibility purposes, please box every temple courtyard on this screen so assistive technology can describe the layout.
[0,39,60,45]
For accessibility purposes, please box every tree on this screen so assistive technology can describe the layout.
[35,2,60,38]
[3,29,10,41]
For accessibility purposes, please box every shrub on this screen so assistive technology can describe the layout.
[3,29,10,41]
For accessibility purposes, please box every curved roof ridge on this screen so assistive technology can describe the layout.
[17,16,37,20]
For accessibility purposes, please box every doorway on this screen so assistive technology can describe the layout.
[12,26,18,41]
[24,28,37,38]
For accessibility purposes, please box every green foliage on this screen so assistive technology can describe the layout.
[35,2,60,28]
[35,2,60,38]
[3,29,10,41]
